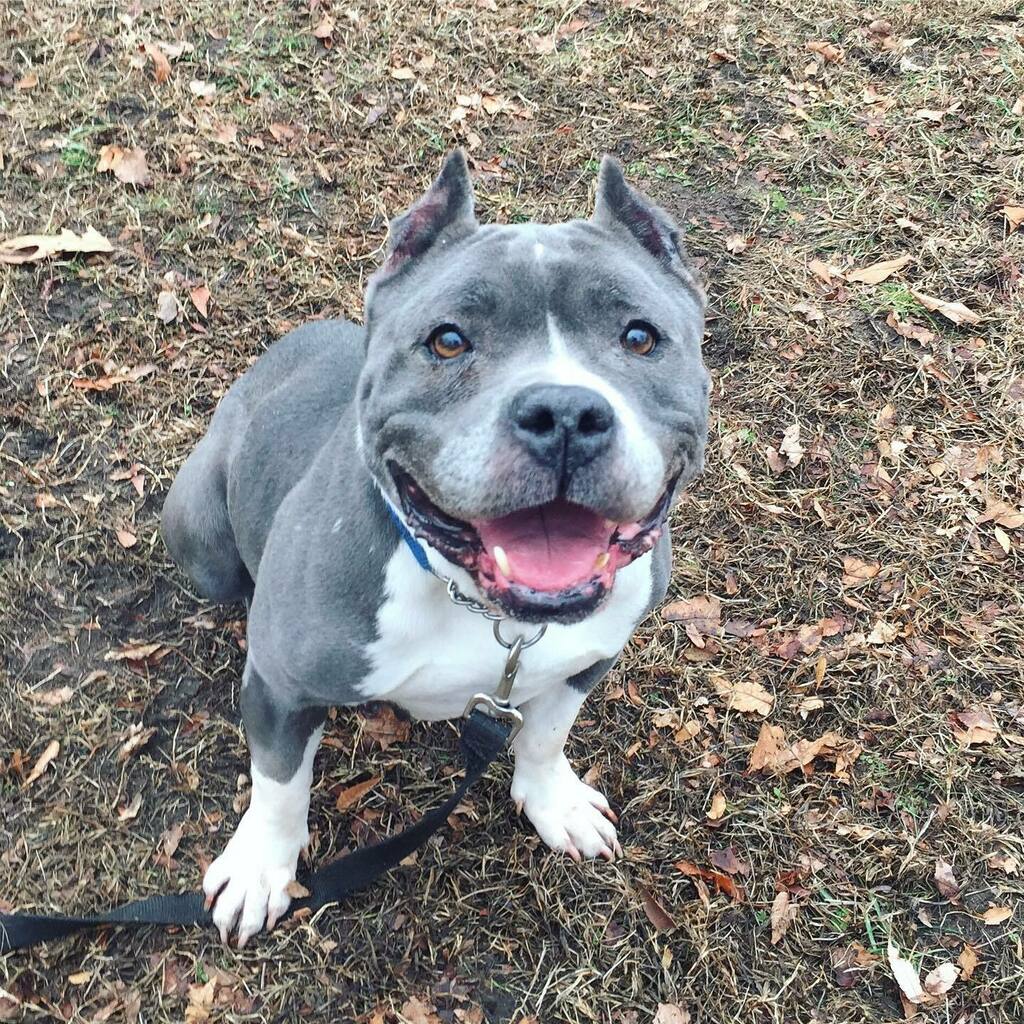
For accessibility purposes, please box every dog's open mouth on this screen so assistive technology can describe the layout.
[390,465,672,622]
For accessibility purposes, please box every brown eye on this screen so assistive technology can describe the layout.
[427,325,472,360]
[621,321,659,356]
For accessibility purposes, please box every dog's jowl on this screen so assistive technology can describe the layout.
[162,152,710,945]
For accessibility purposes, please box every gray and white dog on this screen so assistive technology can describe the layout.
[162,152,709,946]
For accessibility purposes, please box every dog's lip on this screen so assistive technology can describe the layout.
[388,462,672,617]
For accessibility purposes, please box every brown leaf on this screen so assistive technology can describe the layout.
[0,226,113,265]
[118,793,143,821]
[143,42,171,83]
[933,858,960,900]
[639,887,675,931]
[189,284,211,317]
[952,707,999,746]
[399,996,441,1024]
[16,72,39,90]
[748,722,785,773]
[118,724,157,762]
[661,595,721,636]
[846,255,911,284]
[985,850,1020,875]
[653,1006,691,1024]
[957,942,980,979]
[806,39,844,62]
[709,845,750,876]
[28,686,74,706]
[1004,205,1024,233]
[980,905,1012,925]
[312,14,335,40]
[707,791,727,820]
[360,704,411,750]
[335,774,381,811]
[97,145,151,186]
[674,859,744,901]
[843,557,884,589]
[284,880,310,899]
[23,739,59,787]
[770,889,798,944]
[712,676,774,716]
[105,641,167,662]
[910,289,982,325]
[157,822,184,862]
[73,363,157,391]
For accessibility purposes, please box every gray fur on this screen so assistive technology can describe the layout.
[161,154,709,783]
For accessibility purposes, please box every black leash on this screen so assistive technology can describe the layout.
[0,709,510,954]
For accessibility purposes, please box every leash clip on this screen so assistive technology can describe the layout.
[462,628,541,745]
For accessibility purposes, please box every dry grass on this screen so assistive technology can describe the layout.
[2,0,1023,1021]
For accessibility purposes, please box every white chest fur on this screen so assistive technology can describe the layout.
[357,546,653,720]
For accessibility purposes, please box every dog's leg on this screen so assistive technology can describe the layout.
[203,661,326,946]
[510,661,622,862]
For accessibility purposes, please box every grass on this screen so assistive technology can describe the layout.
[2,0,1023,1022]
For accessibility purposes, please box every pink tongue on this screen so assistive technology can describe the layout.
[474,500,615,592]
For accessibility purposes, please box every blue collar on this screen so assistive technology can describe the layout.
[387,505,432,572]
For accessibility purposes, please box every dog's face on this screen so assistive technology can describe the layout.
[358,153,709,623]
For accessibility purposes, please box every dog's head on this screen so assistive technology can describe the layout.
[358,152,709,624]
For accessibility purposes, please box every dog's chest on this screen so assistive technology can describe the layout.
[357,549,653,720]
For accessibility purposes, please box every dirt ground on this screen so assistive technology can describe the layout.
[2,0,1023,1021]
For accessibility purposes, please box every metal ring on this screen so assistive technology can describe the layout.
[493,618,547,651]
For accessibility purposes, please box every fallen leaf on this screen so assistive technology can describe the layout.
[118,793,143,820]
[67,971,91,985]
[653,1006,690,1024]
[391,66,415,80]
[662,595,721,636]
[780,422,804,465]
[674,860,744,901]
[958,943,980,979]
[808,258,843,282]
[0,226,112,265]
[806,39,844,62]
[105,642,166,662]
[708,48,736,65]
[284,880,310,899]
[97,144,151,186]
[118,724,157,762]
[953,707,999,746]
[143,42,171,83]
[886,312,936,345]
[23,739,60,787]
[156,290,179,324]
[399,995,441,1024]
[312,14,335,40]
[933,858,960,900]
[73,363,157,392]
[28,686,74,706]
[986,851,1020,875]
[712,676,774,716]
[980,905,1012,926]
[725,233,749,254]
[1004,205,1024,233]
[360,704,411,750]
[639,888,675,931]
[189,79,215,99]
[846,254,911,284]
[708,791,727,820]
[335,774,381,811]
[16,72,40,90]
[888,943,927,1004]
[771,890,798,944]
[923,961,959,997]
[910,289,982,326]
[189,284,211,317]
[748,722,785,773]
[710,846,750,875]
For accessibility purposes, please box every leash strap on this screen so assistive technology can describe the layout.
[0,710,510,953]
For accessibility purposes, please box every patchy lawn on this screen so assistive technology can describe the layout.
[2,0,1023,1021]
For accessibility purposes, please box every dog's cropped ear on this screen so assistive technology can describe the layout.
[592,156,690,276]
[382,150,477,272]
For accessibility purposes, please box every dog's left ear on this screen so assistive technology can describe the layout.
[592,156,689,275]
[382,150,477,271]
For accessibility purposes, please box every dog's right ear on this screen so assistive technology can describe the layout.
[380,150,477,274]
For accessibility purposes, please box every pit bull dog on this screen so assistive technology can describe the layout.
[161,152,709,946]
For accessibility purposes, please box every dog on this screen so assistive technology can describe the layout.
[161,151,709,946]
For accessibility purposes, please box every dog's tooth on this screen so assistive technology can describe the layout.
[493,545,512,578]
[594,551,610,571]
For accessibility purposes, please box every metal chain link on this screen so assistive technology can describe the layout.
[429,568,546,650]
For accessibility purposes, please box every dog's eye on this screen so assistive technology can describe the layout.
[621,321,659,356]
[427,325,472,360]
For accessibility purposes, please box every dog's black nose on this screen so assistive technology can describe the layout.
[510,384,615,475]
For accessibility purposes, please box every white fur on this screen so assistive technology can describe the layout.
[357,541,651,720]
[203,728,321,946]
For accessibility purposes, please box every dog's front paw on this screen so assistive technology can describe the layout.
[202,809,307,947]
[511,755,622,862]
